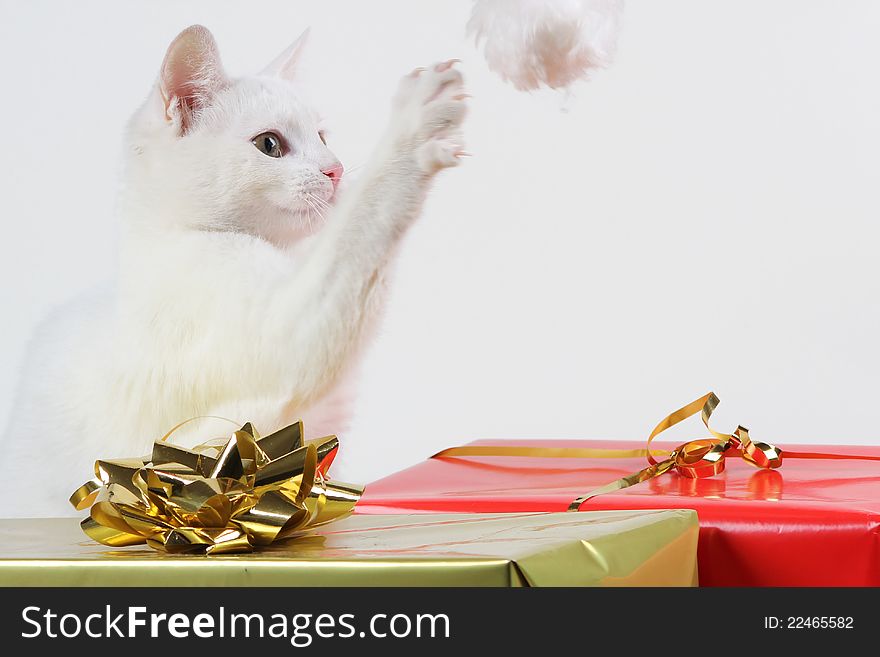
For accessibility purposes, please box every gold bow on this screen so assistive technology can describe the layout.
[69,419,363,554]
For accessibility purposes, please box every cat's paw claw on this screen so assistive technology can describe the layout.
[416,139,468,173]
[434,59,460,72]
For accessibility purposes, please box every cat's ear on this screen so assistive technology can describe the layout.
[260,28,310,81]
[159,25,228,134]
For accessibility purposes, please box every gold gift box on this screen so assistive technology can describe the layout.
[0,510,698,586]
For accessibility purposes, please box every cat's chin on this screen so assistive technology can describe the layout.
[256,208,328,247]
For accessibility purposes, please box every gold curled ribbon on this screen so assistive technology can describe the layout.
[70,419,363,554]
[566,392,781,510]
[432,392,880,512]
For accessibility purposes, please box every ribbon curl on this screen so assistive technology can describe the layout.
[432,392,880,511]
[566,392,781,510]
[70,419,363,554]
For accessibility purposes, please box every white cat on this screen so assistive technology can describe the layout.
[0,25,467,518]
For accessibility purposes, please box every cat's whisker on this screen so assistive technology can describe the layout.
[304,194,331,227]
[338,163,366,181]
[307,193,332,213]
[303,197,324,231]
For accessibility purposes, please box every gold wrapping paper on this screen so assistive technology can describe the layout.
[0,510,699,587]
[68,419,362,554]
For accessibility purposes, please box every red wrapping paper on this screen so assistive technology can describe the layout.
[358,439,880,586]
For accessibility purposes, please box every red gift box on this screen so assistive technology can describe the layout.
[358,439,880,586]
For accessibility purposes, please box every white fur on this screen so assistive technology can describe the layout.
[468,0,623,91]
[0,26,467,518]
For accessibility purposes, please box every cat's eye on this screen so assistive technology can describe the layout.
[252,132,283,158]
[318,130,327,145]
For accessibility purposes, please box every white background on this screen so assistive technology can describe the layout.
[1,1,878,484]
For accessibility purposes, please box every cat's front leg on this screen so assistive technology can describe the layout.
[320,61,469,260]
[276,62,468,414]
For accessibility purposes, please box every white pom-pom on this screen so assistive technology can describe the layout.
[467,0,624,91]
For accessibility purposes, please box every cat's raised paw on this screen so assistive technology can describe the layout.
[392,61,468,172]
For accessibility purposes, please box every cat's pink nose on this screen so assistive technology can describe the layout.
[321,163,344,188]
